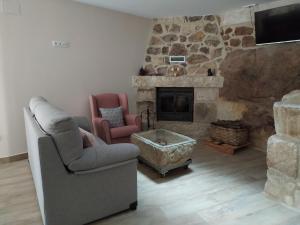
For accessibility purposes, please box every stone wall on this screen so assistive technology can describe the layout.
[144,16,225,76]
[219,42,300,151]
[218,14,300,151]
[142,4,300,152]
[221,23,255,51]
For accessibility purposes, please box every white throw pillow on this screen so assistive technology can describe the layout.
[99,107,124,128]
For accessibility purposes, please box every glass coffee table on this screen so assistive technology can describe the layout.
[131,129,197,177]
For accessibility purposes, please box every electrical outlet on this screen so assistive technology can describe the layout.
[52,41,70,48]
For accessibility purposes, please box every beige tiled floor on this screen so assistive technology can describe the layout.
[1,144,299,225]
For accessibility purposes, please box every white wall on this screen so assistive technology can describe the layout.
[0,17,10,156]
[221,0,300,26]
[0,0,151,157]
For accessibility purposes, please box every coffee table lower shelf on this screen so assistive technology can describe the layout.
[138,156,192,177]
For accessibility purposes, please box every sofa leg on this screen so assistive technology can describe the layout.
[129,201,138,210]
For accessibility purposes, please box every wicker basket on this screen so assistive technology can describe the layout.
[209,120,249,146]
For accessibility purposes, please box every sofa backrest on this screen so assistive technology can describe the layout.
[29,97,83,165]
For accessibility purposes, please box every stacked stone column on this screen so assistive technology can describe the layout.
[265,90,300,208]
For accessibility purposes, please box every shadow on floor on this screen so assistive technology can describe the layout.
[137,162,193,184]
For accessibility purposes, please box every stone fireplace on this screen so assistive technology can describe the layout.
[132,75,224,139]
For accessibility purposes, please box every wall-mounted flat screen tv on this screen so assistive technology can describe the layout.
[255,4,300,45]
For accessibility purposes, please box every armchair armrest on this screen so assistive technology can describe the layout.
[93,117,112,144]
[125,114,141,129]
[73,116,91,132]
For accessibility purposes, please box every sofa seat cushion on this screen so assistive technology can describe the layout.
[68,137,140,172]
[110,125,139,139]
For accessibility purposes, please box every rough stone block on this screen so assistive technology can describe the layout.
[267,135,299,178]
[147,47,161,55]
[295,190,300,208]
[282,90,300,105]
[162,34,179,43]
[137,89,155,102]
[241,36,255,48]
[194,102,217,123]
[137,101,154,115]
[150,36,164,46]
[187,54,209,64]
[153,24,163,34]
[188,31,205,42]
[265,168,297,206]
[195,88,219,102]
[235,26,254,36]
[274,102,300,138]
[204,35,221,47]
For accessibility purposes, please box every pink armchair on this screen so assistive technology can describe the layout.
[89,93,141,144]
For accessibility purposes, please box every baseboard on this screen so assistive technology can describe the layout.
[0,153,28,164]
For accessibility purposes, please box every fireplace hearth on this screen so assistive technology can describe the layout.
[157,87,194,122]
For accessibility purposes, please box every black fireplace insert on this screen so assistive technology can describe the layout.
[156,87,194,122]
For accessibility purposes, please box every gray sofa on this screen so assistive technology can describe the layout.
[24,97,140,225]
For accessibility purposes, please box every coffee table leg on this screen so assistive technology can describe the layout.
[138,157,192,177]
[160,169,168,178]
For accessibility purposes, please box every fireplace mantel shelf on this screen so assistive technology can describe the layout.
[132,75,224,89]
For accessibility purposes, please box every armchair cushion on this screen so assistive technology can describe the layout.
[99,107,124,128]
[110,125,140,139]
[68,138,139,172]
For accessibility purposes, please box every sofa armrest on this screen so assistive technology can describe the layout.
[68,143,140,172]
[125,114,141,129]
[93,117,112,144]
[73,116,91,132]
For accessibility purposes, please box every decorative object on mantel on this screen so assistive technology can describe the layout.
[140,107,156,131]
[139,67,147,76]
[205,120,249,155]
[138,66,163,76]
[170,65,182,77]
[207,68,216,76]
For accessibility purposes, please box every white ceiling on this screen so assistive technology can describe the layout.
[75,0,275,18]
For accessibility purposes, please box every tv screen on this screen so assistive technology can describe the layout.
[255,4,300,45]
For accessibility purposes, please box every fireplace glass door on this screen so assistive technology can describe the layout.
[156,87,194,122]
